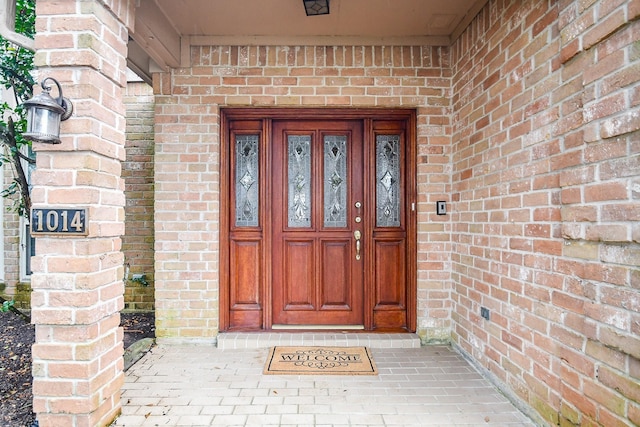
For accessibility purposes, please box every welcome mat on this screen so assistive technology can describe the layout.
[264,346,377,375]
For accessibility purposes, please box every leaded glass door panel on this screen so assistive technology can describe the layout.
[272,120,365,326]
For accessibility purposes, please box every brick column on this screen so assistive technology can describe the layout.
[30,1,133,426]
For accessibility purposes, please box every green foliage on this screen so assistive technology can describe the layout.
[1,298,15,312]
[13,0,35,38]
[0,0,35,217]
[0,0,35,102]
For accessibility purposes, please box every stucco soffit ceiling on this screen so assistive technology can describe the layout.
[128,0,488,82]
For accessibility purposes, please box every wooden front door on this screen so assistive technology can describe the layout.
[221,109,416,332]
[271,120,364,326]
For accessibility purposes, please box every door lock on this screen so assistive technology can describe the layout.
[354,201,362,224]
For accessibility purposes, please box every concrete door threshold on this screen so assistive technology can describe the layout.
[216,332,421,349]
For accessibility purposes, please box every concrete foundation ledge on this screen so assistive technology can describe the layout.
[216,332,421,349]
[154,337,218,346]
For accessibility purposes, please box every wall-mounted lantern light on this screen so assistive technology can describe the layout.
[303,0,329,16]
[22,77,73,144]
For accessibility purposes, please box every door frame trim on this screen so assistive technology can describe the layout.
[220,108,417,332]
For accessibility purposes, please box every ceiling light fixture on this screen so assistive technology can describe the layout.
[303,0,329,16]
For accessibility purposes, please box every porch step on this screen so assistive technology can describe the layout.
[216,332,421,349]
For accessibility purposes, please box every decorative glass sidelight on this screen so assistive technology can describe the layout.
[288,135,312,227]
[323,135,348,228]
[376,135,401,227]
[235,135,259,227]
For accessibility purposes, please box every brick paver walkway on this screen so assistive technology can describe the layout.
[114,338,537,426]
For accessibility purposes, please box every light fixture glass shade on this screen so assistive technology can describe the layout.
[22,78,73,144]
[303,0,329,16]
[23,91,65,144]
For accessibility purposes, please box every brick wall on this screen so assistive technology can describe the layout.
[153,45,453,341]
[30,0,133,425]
[1,81,156,312]
[1,91,29,306]
[123,81,155,311]
[150,0,638,424]
[1,164,22,301]
[451,0,639,426]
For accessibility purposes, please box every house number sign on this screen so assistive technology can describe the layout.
[31,208,87,236]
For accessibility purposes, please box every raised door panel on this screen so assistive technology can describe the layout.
[320,239,351,310]
[229,239,262,328]
[283,240,315,310]
[374,240,406,306]
[373,239,407,329]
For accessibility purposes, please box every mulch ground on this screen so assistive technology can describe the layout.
[1,311,154,427]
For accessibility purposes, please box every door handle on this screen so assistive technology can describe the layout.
[354,230,361,260]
